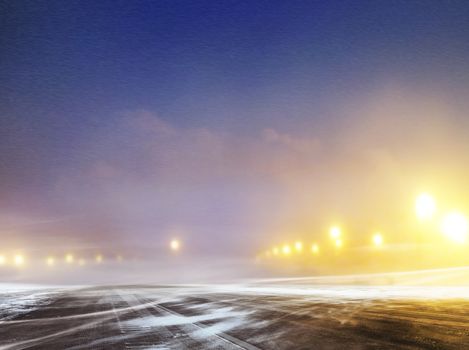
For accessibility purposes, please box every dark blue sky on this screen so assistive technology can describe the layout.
[2,1,469,261]
[3,1,469,128]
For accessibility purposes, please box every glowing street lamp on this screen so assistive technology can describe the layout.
[330,226,341,239]
[14,254,24,266]
[46,256,55,266]
[311,243,319,254]
[440,212,468,244]
[373,233,383,247]
[0,255,5,266]
[294,241,303,253]
[282,244,291,255]
[65,253,74,264]
[170,239,180,252]
[415,193,436,220]
[95,254,103,263]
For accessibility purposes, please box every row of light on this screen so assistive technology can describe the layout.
[416,192,468,243]
[0,253,110,268]
[0,239,182,269]
[265,227,383,258]
[262,192,468,258]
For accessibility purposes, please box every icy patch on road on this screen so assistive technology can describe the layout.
[0,291,53,320]
[191,317,246,338]
[125,307,250,336]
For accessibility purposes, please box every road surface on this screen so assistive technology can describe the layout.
[1,284,468,349]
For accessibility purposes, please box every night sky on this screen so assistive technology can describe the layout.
[2,1,469,281]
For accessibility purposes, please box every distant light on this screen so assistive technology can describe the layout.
[78,258,86,266]
[335,239,342,248]
[14,254,24,266]
[170,239,180,251]
[46,256,55,266]
[440,212,468,244]
[272,246,279,256]
[415,193,436,220]
[282,244,291,255]
[65,254,74,264]
[330,226,341,239]
[311,244,319,254]
[294,241,303,252]
[373,233,383,247]
[0,255,5,266]
[95,254,103,263]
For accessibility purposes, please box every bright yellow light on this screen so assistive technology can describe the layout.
[294,241,303,252]
[0,255,5,266]
[14,254,24,266]
[95,254,103,263]
[311,243,319,254]
[335,239,342,248]
[415,193,436,220]
[440,212,468,244]
[373,233,383,247]
[170,239,180,251]
[282,244,291,255]
[272,246,279,256]
[46,256,55,266]
[65,253,74,264]
[330,226,341,239]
